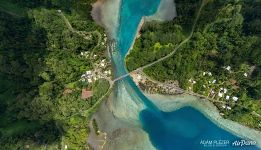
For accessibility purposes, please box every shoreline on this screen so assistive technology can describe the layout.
[145,93,261,148]
[90,0,261,149]
[124,17,144,58]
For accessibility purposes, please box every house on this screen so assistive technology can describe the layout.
[244,73,248,77]
[210,90,215,94]
[225,95,230,100]
[223,88,227,93]
[81,89,93,99]
[218,92,223,97]
[86,70,92,75]
[88,78,93,83]
[225,66,231,71]
[137,74,142,81]
[232,96,238,102]
[212,79,216,84]
[101,62,105,67]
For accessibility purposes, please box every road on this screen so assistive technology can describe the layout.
[113,0,206,82]
[59,11,102,50]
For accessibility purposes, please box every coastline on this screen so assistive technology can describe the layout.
[124,17,144,58]
[145,93,261,148]
[90,0,261,149]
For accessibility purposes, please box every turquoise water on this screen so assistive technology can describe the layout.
[117,0,160,56]
[112,0,260,149]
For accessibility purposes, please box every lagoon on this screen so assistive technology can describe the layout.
[105,0,261,149]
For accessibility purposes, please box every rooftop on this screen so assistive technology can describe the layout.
[81,89,93,99]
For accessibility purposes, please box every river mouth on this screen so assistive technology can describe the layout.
[90,0,261,149]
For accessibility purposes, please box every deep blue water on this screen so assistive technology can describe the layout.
[112,0,260,149]
[140,106,258,150]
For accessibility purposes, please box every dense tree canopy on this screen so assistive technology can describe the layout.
[0,0,108,149]
[126,0,261,129]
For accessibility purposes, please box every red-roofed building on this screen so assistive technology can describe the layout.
[81,89,93,99]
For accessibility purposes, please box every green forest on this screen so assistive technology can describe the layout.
[126,0,261,129]
[0,0,109,149]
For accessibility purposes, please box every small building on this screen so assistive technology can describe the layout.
[218,92,223,97]
[223,88,227,93]
[232,96,238,102]
[137,74,142,81]
[244,73,248,77]
[88,78,93,83]
[225,95,230,100]
[225,66,231,71]
[86,70,92,75]
[81,89,93,99]
[212,79,216,84]
[101,62,105,67]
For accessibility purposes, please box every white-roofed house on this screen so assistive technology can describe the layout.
[225,66,231,71]
[225,95,230,100]
[223,88,227,93]
[244,73,248,77]
[232,96,238,102]
[226,106,231,110]
[212,79,216,84]
[87,78,92,83]
[218,92,223,97]
[86,70,92,75]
